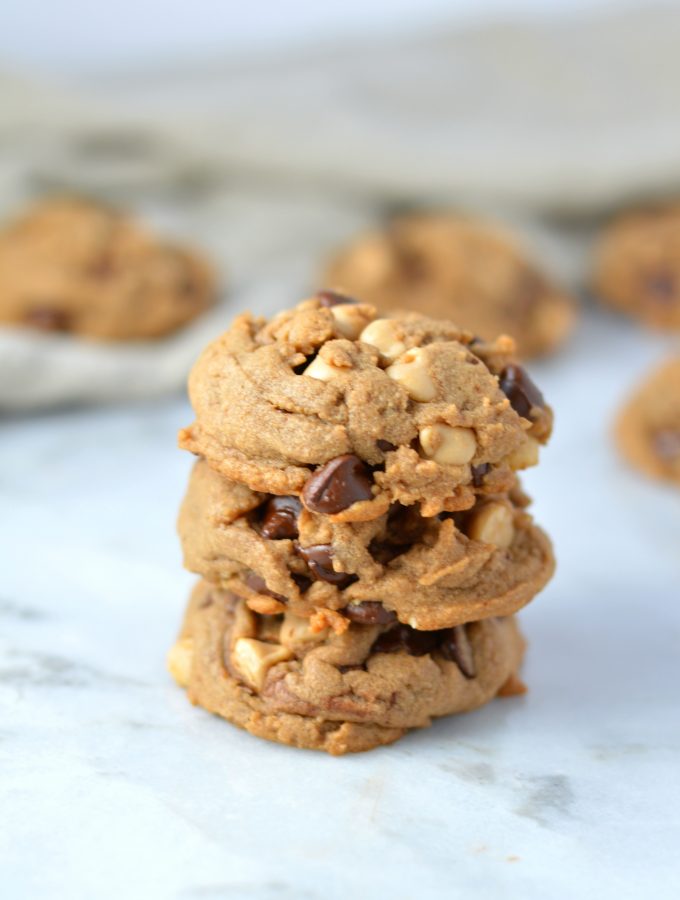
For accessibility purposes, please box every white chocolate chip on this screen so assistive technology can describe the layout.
[419,424,477,465]
[303,355,344,382]
[504,435,540,470]
[359,318,406,363]
[331,304,374,340]
[467,502,515,549]
[279,612,326,648]
[385,348,437,402]
[167,638,194,688]
[231,637,293,690]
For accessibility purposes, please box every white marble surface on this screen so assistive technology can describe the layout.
[1,307,679,899]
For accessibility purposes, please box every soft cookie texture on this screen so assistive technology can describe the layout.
[615,358,680,486]
[179,295,553,520]
[0,197,216,339]
[594,205,680,331]
[168,580,526,755]
[178,459,555,630]
[323,213,576,358]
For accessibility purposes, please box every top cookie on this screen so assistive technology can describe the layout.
[323,213,576,358]
[594,205,680,331]
[180,294,553,521]
[0,197,216,340]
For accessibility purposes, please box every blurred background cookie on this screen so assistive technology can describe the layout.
[323,213,577,359]
[0,196,216,340]
[594,205,680,331]
[615,358,680,486]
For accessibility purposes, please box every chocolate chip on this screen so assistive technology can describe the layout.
[245,573,287,603]
[439,625,476,678]
[88,255,115,278]
[291,573,313,593]
[646,271,676,302]
[317,290,359,308]
[260,496,302,540]
[471,463,490,487]
[343,601,397,625]
[295,543,357,588]
[24,307,70,331]
[499,364,545,420]
[293,353,316,375]
[377,439,397,452]
[302,454,374,514]
[372,624,441,657]
[653,428,680,462]
[368,539,405,565]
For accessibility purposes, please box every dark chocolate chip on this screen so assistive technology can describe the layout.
[295,543,357,588]
[24,307,71,332]
[439,625,476,678]
[343,601,397,625]
[372,624,441,657]
[317,290,359,308]
[499,364,545,420]
[653,428,680,462]
[245,573,287,603]
[291,573,313,593]
[471,463,490,487]
[645,271,676,302]
[377,439,397,452]
[368,539,405,565]
[88,255,115,278]
[302,454,374,514]
[260,496,302,540]
[293,353,316,375]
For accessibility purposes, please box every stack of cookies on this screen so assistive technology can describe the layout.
[169,293,555,754]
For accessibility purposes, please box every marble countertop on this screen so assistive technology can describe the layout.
[1,308,679,900]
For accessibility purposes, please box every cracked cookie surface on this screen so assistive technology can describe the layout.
[595,205,680,331]
[615,358,680,486]
[0,197,216,339]
[179,459,555,630]
[179,295,553,521]
[324,213,576,358]
[168,580,526,755]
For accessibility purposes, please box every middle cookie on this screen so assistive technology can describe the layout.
[179,459,555,631]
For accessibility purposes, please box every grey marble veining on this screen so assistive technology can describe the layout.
[1,309,679,900]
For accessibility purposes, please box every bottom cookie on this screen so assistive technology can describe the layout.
[168,580,526,755]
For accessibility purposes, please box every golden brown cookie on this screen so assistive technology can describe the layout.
[0,197,216,340]
[615,358,680,485]
[594,205,680,331]
[178,459,555,630]
[323,214,576,358]
[168,580,526,755]
[179,295,553,521]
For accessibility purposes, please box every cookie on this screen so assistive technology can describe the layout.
[168,580,526,755]
[323,214,576,358]
[594,205,680,330]
[0,197,216,340]
[179,295,553,521]
[615,358,680,485]
[178,459,555,630]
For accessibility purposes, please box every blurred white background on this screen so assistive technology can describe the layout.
[2,0,625,73]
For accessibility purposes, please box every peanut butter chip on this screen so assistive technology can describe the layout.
[386,348,437,401]
[231,637,293,690]
[167,638,194,688]
[419,424,477,465]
